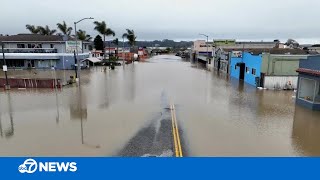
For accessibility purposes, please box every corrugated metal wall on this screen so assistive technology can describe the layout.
[264,76,298,90]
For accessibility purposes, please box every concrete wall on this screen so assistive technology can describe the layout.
[193,40,213,53]
[264,76,298,89]
[0,78,61,89]
[261,54,309,76]
[56,54,89,69]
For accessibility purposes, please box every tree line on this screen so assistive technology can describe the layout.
[25,21,137,59]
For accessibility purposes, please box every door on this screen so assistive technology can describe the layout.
[26,60,35,68]
[260,73,265,87]
[31,60,35,67]
[239,63,245,80]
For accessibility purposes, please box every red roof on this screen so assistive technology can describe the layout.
[296,68,320,76]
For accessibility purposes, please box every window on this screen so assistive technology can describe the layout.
[252,68,256,76]
[17,44,25,48]
[246,67,250,73]
[316,81,320,103]
[235,66,237,70]
[28,44,42,48]
[50,44,54,48]
[298,77,316,102]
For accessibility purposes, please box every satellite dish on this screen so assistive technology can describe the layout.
[133,54,138,60]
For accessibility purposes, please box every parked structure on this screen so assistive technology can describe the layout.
[229,49,309,89]
[103,47,148,62]
[213,39,280,50]
[261,53,308,89]
[90,49,103,59]
[230,51,262,86]
[191,40,213,63]
[296,56,320,110]
[0,34,91,69]
[211,39,280,72]
[305,44,320,53]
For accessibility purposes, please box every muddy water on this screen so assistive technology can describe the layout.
[0,55,319,156]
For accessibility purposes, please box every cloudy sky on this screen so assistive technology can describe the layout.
[2,0,320,43]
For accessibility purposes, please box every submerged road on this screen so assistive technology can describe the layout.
[118,92,184,157]
[118,91,175,157]
[0,55,320,156]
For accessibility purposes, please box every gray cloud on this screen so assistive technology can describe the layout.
[1,0,320,43]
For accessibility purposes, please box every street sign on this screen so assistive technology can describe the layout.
[66,41,82,53]
[214,39,236,46]
[3,65,7,72]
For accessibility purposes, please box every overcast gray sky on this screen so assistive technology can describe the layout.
[2,0,320,43]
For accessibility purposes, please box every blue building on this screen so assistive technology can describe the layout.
[230,51,262,87]
[296,56,320,110]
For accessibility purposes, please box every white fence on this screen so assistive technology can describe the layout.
[264,76,298,90]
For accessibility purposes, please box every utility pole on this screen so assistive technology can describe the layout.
[1,42,10,90]
[199,34,210,64]
[123,37,125,66]
[74,50,77,79]
[74,17,94,85]
[74,22,80,83]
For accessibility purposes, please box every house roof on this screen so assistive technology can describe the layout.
[221,48,310,55]
[0,34,91,43]
[0,34,67,42]
[296,68,320,76]
[83,57,101,63]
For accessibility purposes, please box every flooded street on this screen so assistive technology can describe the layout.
[0,55,320,156]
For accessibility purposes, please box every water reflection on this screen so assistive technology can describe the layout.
[124,65,136,102]
[70,86,87,120]
[0,55,319,156]
[0,92,15,139]
[292,106,320,156]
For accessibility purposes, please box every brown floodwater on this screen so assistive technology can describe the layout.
[0,55,319,156]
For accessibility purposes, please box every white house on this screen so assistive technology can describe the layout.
[0,34,91,69]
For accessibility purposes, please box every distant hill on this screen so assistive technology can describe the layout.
[105,39,193,48]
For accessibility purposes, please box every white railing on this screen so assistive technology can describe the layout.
[0,48,58,53]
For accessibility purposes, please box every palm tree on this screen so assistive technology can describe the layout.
[112,38,119,59]
[25,24,40,34]
[77,30,92,41]
[122,29,137,62]
[57,21,73,36]
[93,21,115,60]
[77,30,92,53]
[122,29,136,47]
[38,25,57,35]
